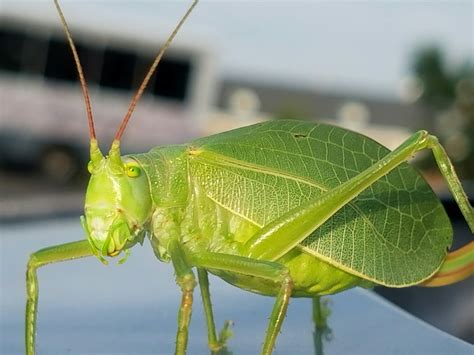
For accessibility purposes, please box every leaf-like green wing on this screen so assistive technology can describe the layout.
[189,120,452,286]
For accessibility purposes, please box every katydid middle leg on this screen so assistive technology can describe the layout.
[197,268,219,351]
[189,252,293,355]
[167,239,198,355]
[197,268,233,353]
[312,297,324,355]
[26,240,93,355]
[244,130,473,262]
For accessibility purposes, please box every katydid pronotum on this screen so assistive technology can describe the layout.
[26,1,474,354]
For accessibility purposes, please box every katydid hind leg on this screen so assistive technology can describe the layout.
[312,297,332,355]
[426,135,474,232]
[197,269,233,353]
[378,133,474,285]
[190,252,293,355]
[421,135,474,285]
[244,131,473,272]
[197,269,218,348]
[26,240,93,355]
[312,297,324,355]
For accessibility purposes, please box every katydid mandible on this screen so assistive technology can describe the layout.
[26,1,474,354]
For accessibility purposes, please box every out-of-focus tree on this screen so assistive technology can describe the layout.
[413,46,474,180]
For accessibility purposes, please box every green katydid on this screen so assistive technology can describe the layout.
[26,1,474,354]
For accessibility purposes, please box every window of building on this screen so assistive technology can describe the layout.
[0,25,193,103]
[0,28,25,72]
[44,36,80,82]
[99,47,136,90]
[153,58,191,101]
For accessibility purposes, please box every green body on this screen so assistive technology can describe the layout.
[127,120,450,294]
[26,3,473,354]
[27,119,474,355]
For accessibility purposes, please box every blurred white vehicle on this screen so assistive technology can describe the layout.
[0,11,216,181]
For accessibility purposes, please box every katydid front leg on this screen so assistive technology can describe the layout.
[168,239,197,355]
[26,240,93,355]
[244,131,473,282]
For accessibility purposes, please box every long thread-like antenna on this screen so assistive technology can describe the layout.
[114,0,198,142]
[53,0,96,140]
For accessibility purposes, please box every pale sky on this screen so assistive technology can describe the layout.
[3,0,473,100]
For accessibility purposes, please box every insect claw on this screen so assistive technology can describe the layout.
[118,249,131,264]
[98,255,109,266]
[210,319,233,352]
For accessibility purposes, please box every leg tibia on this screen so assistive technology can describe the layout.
[190,252,292,354]
[167,240,196,355]
[426,135,474,232]
[25,268,39,355]
[197,269,233,352]
[262,275,293,355]
[418,135,474,286]
[176,287,194,354]
[197,269,219,348]
[312,297,332,355]
[25,240,92,355]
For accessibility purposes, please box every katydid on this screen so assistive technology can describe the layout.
[26,1,474,354]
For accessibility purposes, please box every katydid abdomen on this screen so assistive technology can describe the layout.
[130,120,451,296]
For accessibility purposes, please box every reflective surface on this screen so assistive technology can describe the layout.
[1,219,473,354]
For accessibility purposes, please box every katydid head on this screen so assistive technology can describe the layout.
[81,140,152,263]
[53,0,198,262]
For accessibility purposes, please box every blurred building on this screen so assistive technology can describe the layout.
[214,79,432,150]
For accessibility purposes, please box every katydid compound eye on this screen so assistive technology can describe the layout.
[126,165,141,177]
[87,161,94,174]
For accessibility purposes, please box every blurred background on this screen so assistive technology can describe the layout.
[1,0,473,350]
